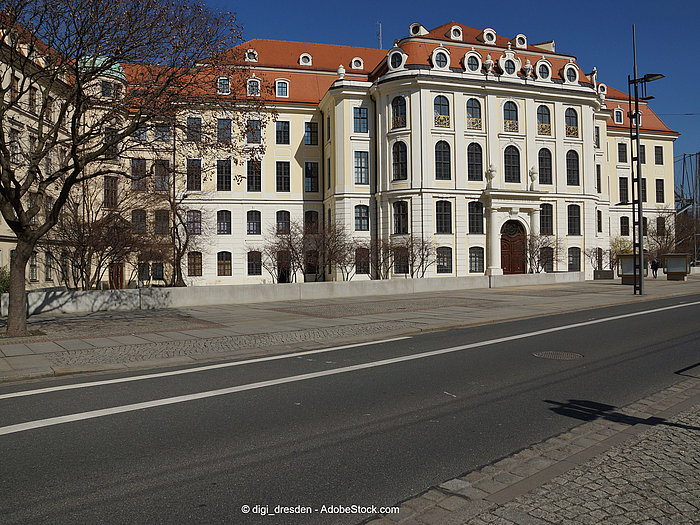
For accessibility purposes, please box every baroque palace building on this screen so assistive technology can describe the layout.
[1,21,679,288]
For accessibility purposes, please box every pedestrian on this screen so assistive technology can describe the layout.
[651,257,659,279]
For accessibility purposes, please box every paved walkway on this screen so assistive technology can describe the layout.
[1,276,699,524]
[1,276,699,382]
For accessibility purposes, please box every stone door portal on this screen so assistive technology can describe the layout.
[501,220,526,274]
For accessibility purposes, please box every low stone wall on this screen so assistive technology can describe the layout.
[1,272,584,317]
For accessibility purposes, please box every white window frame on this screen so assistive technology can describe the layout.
[299,53,312,66]
[275,79,289,98]
[217,76,231,95]
[431,46,451,71]
[350,57,364,70]
[247,78,260,97]
[464,51,482,74]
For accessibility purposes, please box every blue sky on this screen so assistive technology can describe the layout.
[212,0,700,191]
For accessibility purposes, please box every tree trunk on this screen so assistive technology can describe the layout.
[6,239,34,336]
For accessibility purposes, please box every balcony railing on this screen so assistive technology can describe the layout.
[504,119,518,132]
[566,125,579,138]
[466,117,482,130]
[391,115,406,129]
[537,123,551,135]
[434,114,450,128]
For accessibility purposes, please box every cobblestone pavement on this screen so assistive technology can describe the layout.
[366,378,700,525]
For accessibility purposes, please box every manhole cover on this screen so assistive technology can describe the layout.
[532,351,583,360]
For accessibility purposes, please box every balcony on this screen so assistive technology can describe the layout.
[434,114,450,128]
[504,119,518,132]
[391,115,406,129]
[537,123,551,135]
[566,125,579,138]
[466,117,482,130]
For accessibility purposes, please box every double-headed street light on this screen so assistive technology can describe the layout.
[627,25,664,295]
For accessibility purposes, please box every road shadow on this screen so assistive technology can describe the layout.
[544,399,700,431]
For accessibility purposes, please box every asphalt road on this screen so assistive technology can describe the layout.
[1,294,699,524]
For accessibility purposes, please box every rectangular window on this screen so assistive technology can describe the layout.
[44,252,52,281]
[276,81,288,97]
[188,253,202,277]
[327,157,331,189]
[247,120,261,144]
[621,216,630,236]
[138,262,150,282]
[305,162,319,192]
[304,122,318,145]
[469,248,485,273]
[217,159,232,191]
[354,151,369,184]
[131,209,146,234]
[656,179,665,203]
[248,251,262,275]
[154,210,169,234]
[247,160,261,192]
[186,210,201,235]
[597,209,602,233]
[276,161,290,192]
[596,165,601,193]
[619,177,629,204]
[186,117,201,142]
[104,127,118,159]
[326,116,331,140]
[155,123,170,142]
[151,262,164,281]
[641,178,647,203]
[353,107,368,133]
[28,87,37,114]
[103,176,118,208]
[187,159,202,191]
[657,216,666,236]
[276,121,290,144]
[654,146,663,165]
[29,253,38,281]
[131,124,147,142]
[639,144,646,164]
[131,159,147,190]
[643,217,648,236]
[618,142,627,163]
[594,126,600,148]
[568,206,581,236]
[393,249,409,274]
[154,160,169,192]
[217,118,232,144]
[355,248,370,274]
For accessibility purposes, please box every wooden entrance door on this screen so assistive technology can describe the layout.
[501,221,526,274]
[108,262,124,289]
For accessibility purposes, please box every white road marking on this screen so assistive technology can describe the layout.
[0,336,411,400]
[1,300,699,437]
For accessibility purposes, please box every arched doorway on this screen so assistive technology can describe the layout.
[501,220,526,274]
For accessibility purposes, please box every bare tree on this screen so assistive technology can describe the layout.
[609,236,633,270]
[526,234,563,273]
[645,209,676,258]
[0,0,258,334]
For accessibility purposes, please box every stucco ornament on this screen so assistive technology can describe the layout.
[337,65,345,79]
[529,166,537,190]
[486,164,497,188]
[523,59,533,78]
[484,54,494,73]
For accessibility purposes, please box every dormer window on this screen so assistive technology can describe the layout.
[217,77,231,95]
[450,26,462,41]
[482,28,497,44]
[247,78,260,96]
[275,79,289,98]
[299,53,312,66]
[614,109,624,124]
[435,52,448,68]
[389,51,404,70]
[351,57,364,69]
[432,47,450,70]
[504,60,516,75]
[245,49,258,62]
[514,34,527,49]
[538,64,550,79]
[465,51,481,73]
[564,65,578,84]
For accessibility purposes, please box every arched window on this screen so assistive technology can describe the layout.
[276,210,290,234]
[565,108,578,137]
[538,148,552,184]
[504,101,518,132]
[469,247,484,273]
[467,143,483,181]
[247,210,261,235]
[434,95,450,127]
[304,210,319,233]
[392,141,407,181]
[246,78,259,96]
[355,205,369,231]
[355,248,370,274]
[436,247,452,273]
[391,97,406,129]
[620,216,630,236]
[435,141,451,180]
[217,210,231,234]
[466,98,481,129]
[187,252,202,276]
[217,251,232,276]
[275,80,288,97]
[537,105,551,135]
[567,205,581,235]
[436,200,452,234]
[468,202,484,233]
[568,247,581,272]
[247,251,262,275]
[218,77,231,95]
[504,145,520,183]
[566,150,580,185]
[393,201,409,234]
[540,203,554,235]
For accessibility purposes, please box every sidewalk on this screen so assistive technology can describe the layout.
[1,276,699,382]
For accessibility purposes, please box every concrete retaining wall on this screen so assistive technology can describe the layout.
[2,272,584,317]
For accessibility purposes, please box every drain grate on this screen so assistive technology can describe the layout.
[532,351,583,360]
